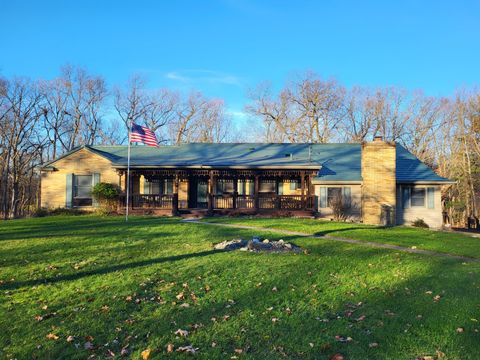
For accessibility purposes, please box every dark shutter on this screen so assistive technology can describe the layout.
[427,187,435,209]
[402,186,411,209]
[66,174,73,208]
[320,187,327,208]
[92,173,101,207]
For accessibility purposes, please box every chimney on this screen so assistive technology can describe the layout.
[361,139,396,225]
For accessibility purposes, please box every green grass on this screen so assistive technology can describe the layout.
[202,217,480,259]
[1,215,480,359]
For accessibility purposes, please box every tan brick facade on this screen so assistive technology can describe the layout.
[41,148,120,209]
[361,140,396,225]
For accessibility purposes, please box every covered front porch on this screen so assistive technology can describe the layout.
[117,168,317,215]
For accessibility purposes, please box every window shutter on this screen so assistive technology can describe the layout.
[427,187,435,209]
[402,186,411,209]
[320,187,327,208]
[342,187,352,208]
[92,173,101,207]
[65,174,73,208]
[278,182,283,195]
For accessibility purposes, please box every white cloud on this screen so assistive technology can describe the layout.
[165,69,243,87]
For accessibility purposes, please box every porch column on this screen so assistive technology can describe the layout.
[275,178,281,209]
[254,174,259,212]
[306,174,311,209]
[232,177,238,209]
[207,170,215,214]
[301,171,306,210]
[172,173,179,216]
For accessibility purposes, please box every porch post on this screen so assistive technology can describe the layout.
[232,177,238,209]
[301,171,306,210]
[254,174,259,212]
[306,174,311,209]
[207,170,214,214]
[275,178,281,209]
[172,173,179,216]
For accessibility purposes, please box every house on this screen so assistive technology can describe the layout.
[39,138,454,227]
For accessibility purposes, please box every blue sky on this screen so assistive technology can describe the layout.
[1,0,479,123]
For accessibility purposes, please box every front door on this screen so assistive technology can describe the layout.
[188,178,208,208]
[197,180,208,208]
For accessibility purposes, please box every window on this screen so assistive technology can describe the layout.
[411,188,426,207]
[163,179,173,194]
[216,179,234,194]
[259,180,275,193]
[144,178,160,194]
[289,181,300,191]
[320,187,351,209]
[327,187,342,207]
[74,175,92,207]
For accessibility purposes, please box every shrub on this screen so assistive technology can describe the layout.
[33,207,88,217]
[412,218,429,228]
[92,182,119,213]
[329,193,348,221]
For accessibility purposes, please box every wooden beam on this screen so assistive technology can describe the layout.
[172,173,179,216]
[300,171,305,210]
[207,170,214,214]
[254,174,259,212]
[233,177,238,209]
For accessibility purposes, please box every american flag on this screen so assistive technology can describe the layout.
[130,123,158,147]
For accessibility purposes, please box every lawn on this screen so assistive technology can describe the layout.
[1,215,480,359]
[201,217,480,259]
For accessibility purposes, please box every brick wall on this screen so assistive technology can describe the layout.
[361,140,396,225]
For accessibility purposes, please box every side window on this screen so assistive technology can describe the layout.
[73,175,93,206]
[411,188,426,207]
[327,187,342,207]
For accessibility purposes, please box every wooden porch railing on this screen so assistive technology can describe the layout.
[120,194,315,211]
[213,194,315,210]
[119,194,174,209]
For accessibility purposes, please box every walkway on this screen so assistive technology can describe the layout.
[183,219,479,262]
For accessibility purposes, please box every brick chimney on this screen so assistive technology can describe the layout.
[361,138,396,225]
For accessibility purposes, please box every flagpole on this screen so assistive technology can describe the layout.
[125,121,132,222]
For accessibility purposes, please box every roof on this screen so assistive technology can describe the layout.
[41,143,452,184]
[395,144,452,183]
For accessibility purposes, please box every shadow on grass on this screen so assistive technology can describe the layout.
[1,249,227,290]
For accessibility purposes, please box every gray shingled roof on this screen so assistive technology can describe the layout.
[43,143,452,184]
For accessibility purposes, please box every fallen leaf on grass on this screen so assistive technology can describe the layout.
[174,329,189,337]
[234,349,243,354]
[456,327,464,333]
[177,345,199,353]
[433,295,441,302]
[46,333,59,340]
[167,343,174,352]
[329,354,344,360]
[141,349,151,360]
[66,335,74,342]
[356,315,366,322]
[369,342,379,348]
[334,335,352,343]
[176,292,185,300]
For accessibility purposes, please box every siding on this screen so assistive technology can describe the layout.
[314,184,362,221]
[41,148,120,209]
[396,185,443,228]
